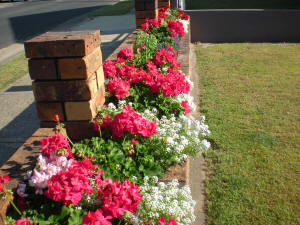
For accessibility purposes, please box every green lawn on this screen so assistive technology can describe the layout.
[196,43,300,225]
[186,0,300,9]
[0,53,28,90]
[89,0,134,18]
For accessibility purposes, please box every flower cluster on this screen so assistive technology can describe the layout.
[158,217,178,225]
[144,112,211,163]
[0,175,11,192]
[140,6,189,39]
[107,77,130,99]
[158,7,189,21]
[141,18,162,31]
[153,48,180,69]
[15,218,32,225]
[44,159,96,205]
[103,60,190,100]
[83,209,112,225]
[167,20,185,38]
[82,177,142,224]
[117,48,135,61]
[134,177,196,225]
[25,146,73,194]
[98,179,142,218]
[160,68,190,97]
[40,133,73,158]
[97,105,157,138]
[103,60,117,79]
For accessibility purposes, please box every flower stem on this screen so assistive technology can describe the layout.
[9,199,22,216]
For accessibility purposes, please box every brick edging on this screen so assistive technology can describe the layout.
[0,128,56,224]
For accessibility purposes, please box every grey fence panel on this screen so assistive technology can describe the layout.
[186,10,300,43]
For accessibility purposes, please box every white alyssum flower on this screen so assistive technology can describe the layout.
[179,19,190,34]
[135,178,196,225]
[147,111,211,164]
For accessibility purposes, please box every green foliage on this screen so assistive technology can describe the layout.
[6,191,86,225]
[89,0,134,18]
[134,30,179,69]
[73,137,165,184]
[134,31,158,67]
[106,83,182,119]
[0,53,28,90]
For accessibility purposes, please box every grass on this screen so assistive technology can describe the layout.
[0,53,28,91]
[89,0,134,18]
[196,43,300,225]
[186,0,300,9]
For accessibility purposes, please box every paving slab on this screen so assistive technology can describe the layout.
[0,75,39,167]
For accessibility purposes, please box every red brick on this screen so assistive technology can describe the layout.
[65,121,97,141]
[135,9,158,19]
[28,59,57,80]
[0,193,12,224]
[32,128,56,137]
[64,85,105,121]
[58,47,102,80]
[136,18,147,27]
[145,0,158,10]
[40,121,58,128]
[24,30,101,58]
[39,120,97,141]
[32,75,98,102]
[96,66,104,89]
[36,102,65,121]
[0,139,41,181]
[135,2,145,10]
[158,1,169,8]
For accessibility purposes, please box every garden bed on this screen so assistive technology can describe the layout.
[0,7,208,225]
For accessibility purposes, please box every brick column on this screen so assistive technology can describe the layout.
[24,31,105,141]
[135,0,158,28]
[158,0,170,9]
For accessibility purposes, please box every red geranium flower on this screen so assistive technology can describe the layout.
[0,175,12,192]
[158,217,178,225]
[117,48,134,61]
[107,77,130,100]
[15,218,33,225]
[181,101,191,114]
[83,209,112,225]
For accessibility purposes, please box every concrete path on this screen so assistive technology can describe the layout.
[0,0,117,49]
[0,10,136,167]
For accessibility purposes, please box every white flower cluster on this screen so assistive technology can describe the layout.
[179,19,190,34]
[26,153,73,194]
[147,113,210,163]
[172,76,196,113]
[133,177,196,225]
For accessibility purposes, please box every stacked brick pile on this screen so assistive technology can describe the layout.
[135,0,158,28]
[158,0,170,9]
[24,30,105,140]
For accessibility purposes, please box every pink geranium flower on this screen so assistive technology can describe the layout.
[107,77,130,99]
[15,218,33,225]
[83,209,112,225]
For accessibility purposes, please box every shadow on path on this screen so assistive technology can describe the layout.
[0,102,39,167]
